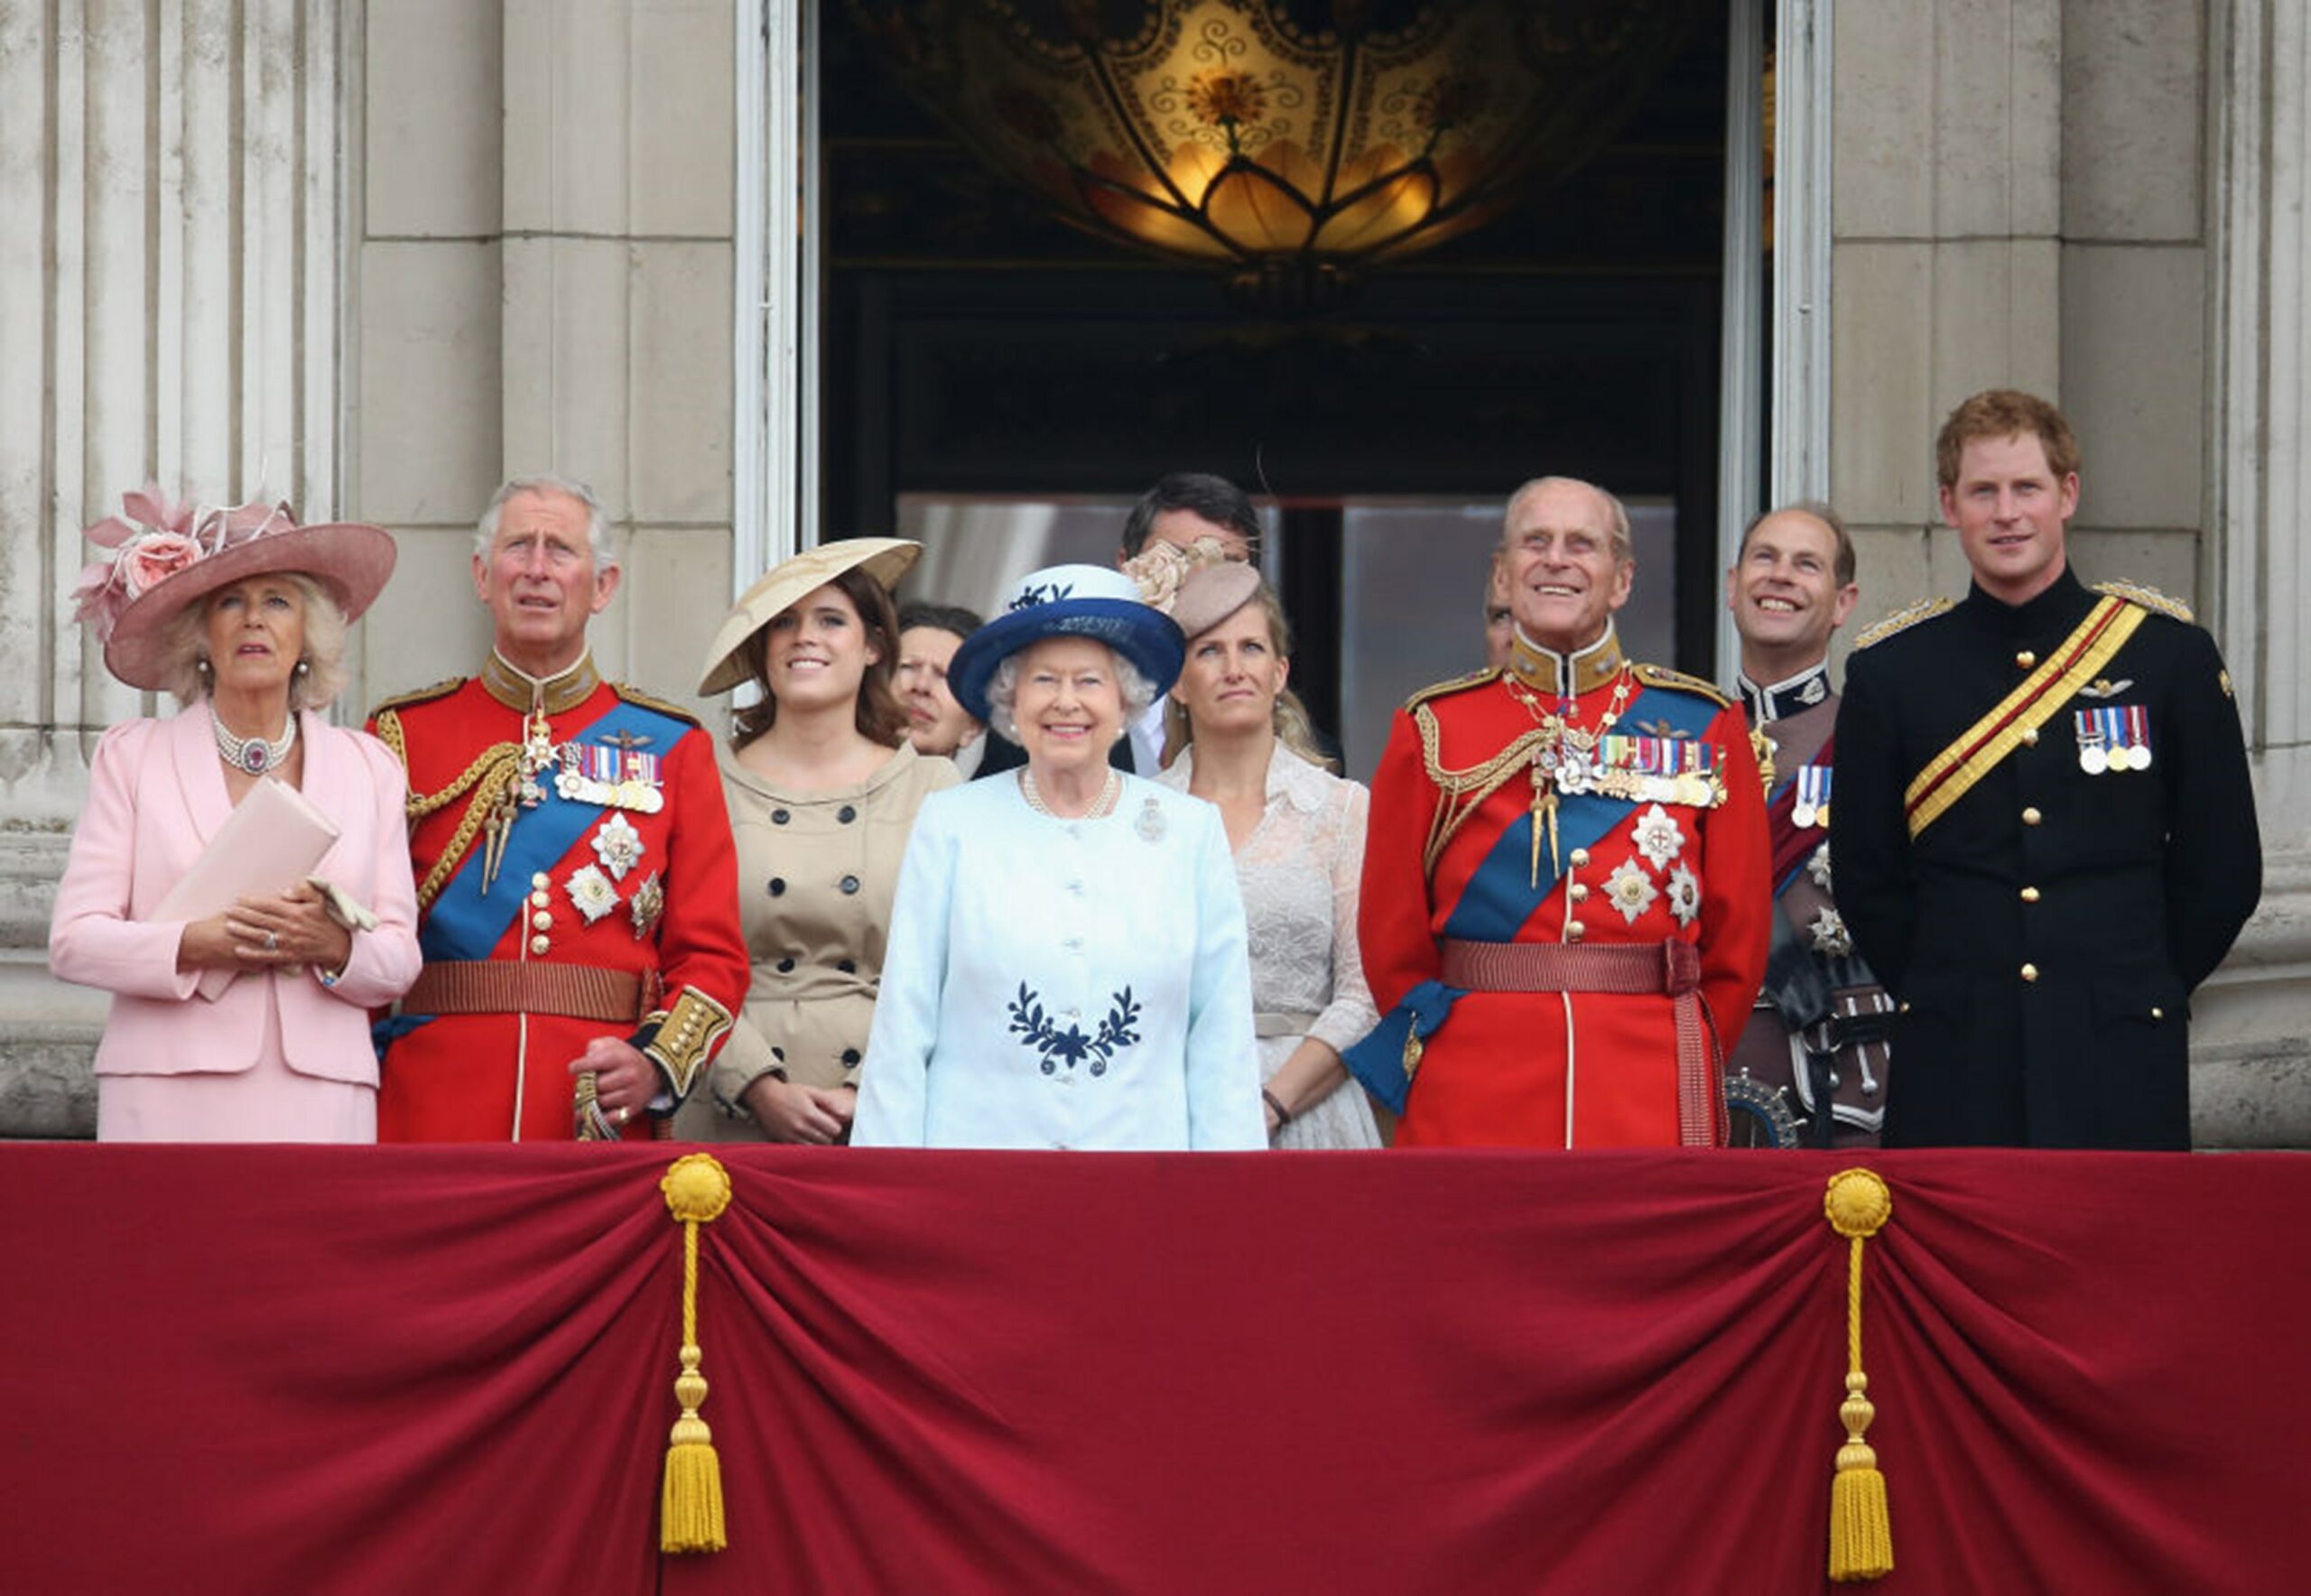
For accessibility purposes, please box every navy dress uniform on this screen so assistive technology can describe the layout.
[1830,568,2260,1148]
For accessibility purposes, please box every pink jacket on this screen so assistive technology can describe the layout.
[49,705,422,1087]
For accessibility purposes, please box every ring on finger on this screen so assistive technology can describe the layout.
[265,931,280,952]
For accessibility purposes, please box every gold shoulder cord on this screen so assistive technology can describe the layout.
[1415,702,1550,877]
[402,738,525,909]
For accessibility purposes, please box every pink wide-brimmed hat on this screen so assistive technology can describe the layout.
[72,487,397,691]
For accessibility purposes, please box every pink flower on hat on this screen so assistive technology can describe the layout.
[117,531,201,598]
[1120,534,1235,615]
[69,486,266,640]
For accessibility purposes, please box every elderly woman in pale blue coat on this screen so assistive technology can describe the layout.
[852,564,1265,1150]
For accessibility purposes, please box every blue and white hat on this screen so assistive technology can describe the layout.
[949,563,1185,724]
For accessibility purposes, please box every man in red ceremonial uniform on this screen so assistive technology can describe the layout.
[367,476,747,1141]
[1347,477,1770,1146]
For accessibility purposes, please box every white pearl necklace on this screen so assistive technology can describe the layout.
[213,710,298,775]
[1019,766,1121,821]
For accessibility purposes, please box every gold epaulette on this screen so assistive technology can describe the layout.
[2093,580,2194,624]
[1401,664,1501,714]
[1749,726,1777,794]
[1852,598,1953,650]
[612,682,704,728]
[1630,662,1731,709]
[367,676,465,719]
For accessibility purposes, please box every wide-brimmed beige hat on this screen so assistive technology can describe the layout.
[699,537,922,694]
[72,490,397,691]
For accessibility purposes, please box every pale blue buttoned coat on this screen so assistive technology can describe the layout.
[852,773,1266,1149]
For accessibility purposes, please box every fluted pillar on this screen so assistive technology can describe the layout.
[0,0,345,1135]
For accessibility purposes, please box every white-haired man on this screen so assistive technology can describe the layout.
[1349,477,1770,1147]
[367,475,747,1141]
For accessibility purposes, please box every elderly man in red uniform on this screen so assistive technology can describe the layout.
[1348,477,1771,1146]
[368,475,747,1141]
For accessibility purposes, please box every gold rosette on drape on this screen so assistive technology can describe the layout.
[660,1154,732,1553]
[1824,1167,1894,1581]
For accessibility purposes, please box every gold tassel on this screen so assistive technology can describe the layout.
[660,1153,733,1554]
[1824,1168,1894,1582]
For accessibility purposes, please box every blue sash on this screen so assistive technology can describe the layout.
[1342,682,1720,1111]
[417,700,688,966]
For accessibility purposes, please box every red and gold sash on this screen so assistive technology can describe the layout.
[1902,596,2143,837]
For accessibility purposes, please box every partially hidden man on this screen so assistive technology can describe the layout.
[368,476,748,1140]
[1832,391,2261,1148]
[1349,477,1771,1146]
[1722,501,1893,1147]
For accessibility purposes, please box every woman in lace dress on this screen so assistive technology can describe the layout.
[1157,565,1382,1149]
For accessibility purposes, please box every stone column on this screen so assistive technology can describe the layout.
[2196,0,2311,1145]
[0,1,346,1136]
[1829,0,2065,620]
[355,0,740,715]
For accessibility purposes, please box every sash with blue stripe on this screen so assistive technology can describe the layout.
[1342,681,1720,1111]
[379,700,690,1048]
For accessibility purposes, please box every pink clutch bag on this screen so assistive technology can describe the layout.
[152,776,340,999]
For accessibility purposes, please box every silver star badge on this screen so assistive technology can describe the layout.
[590,812,645,881]
[565,863,619,924]
[1808,905,1853,957]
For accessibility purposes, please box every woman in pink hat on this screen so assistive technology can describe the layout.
[48,490,421,1140]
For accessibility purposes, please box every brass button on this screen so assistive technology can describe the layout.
[2020,727,2039,747]
[2150,1007,2165,1021]
[1565,921,1586,942]
[531,872,551,890]
[2022,806,2042,826]
[529,889,550,908]
[1898,1001,1911,1014]
[529,935,550,956]
[531,910,552,931]
[2016,650,2037,669]
[1568,848,1590,868]
[2020,886,2040,904]
[1568,883,1590,903]
[2020,962,2038,982]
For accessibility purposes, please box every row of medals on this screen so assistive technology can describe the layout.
[1537,731,1724,810]
[513,712,667,814]
[2076,720,2151,775]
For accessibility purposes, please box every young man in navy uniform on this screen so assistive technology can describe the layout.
[1831,391,2260,1147]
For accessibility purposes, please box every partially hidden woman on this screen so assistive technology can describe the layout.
[851,564,1266,1150]
[674,539,959,1144]
[50,489,422,1140]
[1156,564,1382,1148]
[895,600,988,776]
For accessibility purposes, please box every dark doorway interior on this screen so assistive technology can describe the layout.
[820,4,1731,772]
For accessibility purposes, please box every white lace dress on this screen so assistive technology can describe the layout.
[1157,747,1383,1149]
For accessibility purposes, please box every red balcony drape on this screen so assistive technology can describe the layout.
[3,1146,2303,1593]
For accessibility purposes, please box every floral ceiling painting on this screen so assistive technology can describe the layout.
[846,0,1708,302]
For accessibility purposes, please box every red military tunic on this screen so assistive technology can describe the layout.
[1353,627,1770,1147]
[368,653,747,1141]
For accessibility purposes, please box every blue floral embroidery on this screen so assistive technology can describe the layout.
[1008,580,1074,612]
[1007,983,1141,1078]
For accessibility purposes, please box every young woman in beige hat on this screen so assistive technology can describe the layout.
[676,538,959,1144]
[48,490,420,1140]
